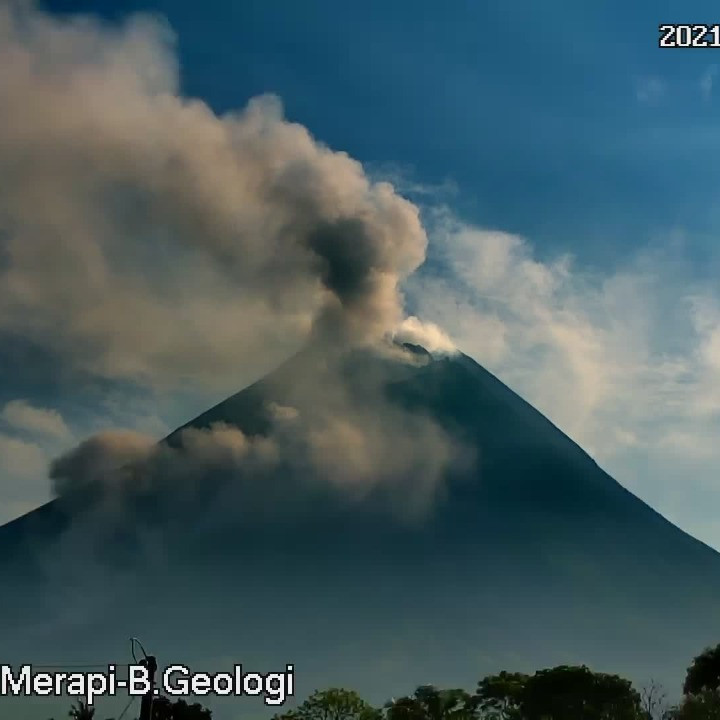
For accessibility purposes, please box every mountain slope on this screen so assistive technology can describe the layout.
[1,344,719,719]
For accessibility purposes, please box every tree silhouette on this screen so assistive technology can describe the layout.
[639,679,673,720]
[684,644,720,695]
[52,702,114,720]
[385,685,475,720]
[52,639,720,720]
[475,671,528,719]
[68,700,95,720]
[151,696,212,719]
[669,689,720,719]
[273,688,379,720]
[520,665,641,720]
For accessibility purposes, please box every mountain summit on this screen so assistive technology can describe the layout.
[1,343,720,718]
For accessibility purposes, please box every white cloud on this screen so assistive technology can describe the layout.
[1,399,72,440]
[0,398,78,524]
[407,211,720,548]
[0,433,47,477]
[0,432,51,525]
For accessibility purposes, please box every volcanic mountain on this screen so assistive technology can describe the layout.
[1,342,719,719]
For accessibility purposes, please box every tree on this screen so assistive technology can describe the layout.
[475,671,528,719]
[68,700,95,720]
[274,688,380,720]
[151,696,212,719]
[520,665,642,720]
[55,704,114,720]
[669,689,720,720]
[385,685,475,720]
[684,645,720,696]
[385,695,428,720]
[639,680,673,720]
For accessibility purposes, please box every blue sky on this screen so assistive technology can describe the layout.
[3,0,720,549]
[44,0,720,265]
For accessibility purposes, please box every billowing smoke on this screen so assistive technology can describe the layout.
[0,2,468,549]
[49,346,473,533]
[49,430,156,497]
[0,1,448,392]
[0,5,466,705]
[393,316,456,354]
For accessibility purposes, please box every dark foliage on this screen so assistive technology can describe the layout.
[685,646,720,696]
[57,639,720,720]
[150,696,212,719]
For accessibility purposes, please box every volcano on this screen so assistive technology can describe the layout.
[1,343,719,719]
